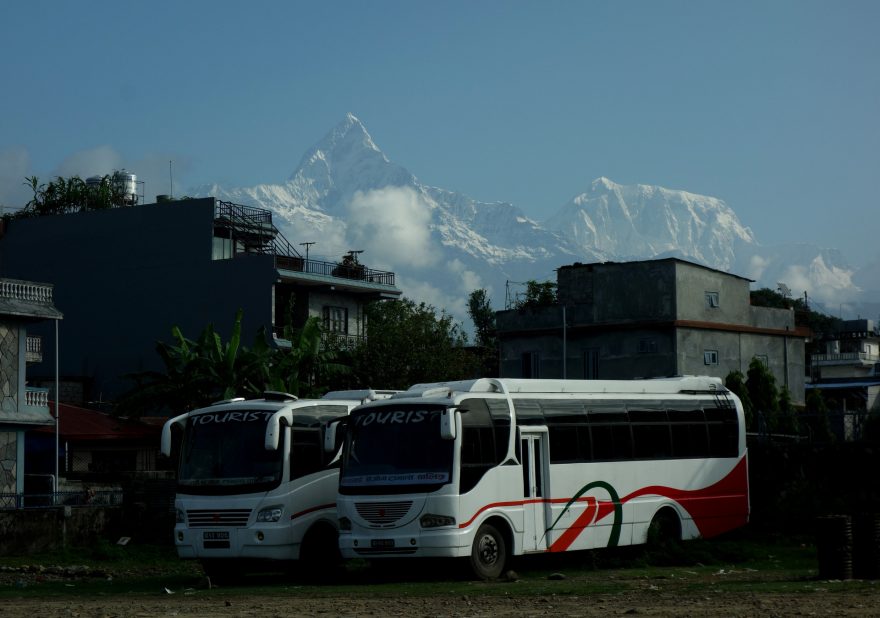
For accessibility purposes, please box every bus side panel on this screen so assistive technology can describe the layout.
[458,465,524,554]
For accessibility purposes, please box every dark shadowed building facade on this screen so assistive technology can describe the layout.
[0,198,401,404]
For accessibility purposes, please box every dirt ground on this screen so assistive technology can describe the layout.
[1,566,878,617]
[1,587,878,617]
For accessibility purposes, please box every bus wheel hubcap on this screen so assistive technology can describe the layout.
[479,535,497,564]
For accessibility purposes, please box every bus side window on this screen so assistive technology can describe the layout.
[705,407,739,457]
[629,408,672,459]
[669,408,709,458]
[460,399,504,493]
[291,428,323,479]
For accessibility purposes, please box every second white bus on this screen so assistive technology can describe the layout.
[336,377,749,579]
[160,389,392,579]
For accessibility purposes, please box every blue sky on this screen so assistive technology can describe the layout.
[2,0,878,266]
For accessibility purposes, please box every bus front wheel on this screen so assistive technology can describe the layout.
[469,522,507,580]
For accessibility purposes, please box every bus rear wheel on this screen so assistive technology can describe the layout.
[647,509,681,547]
[469,522,507,580]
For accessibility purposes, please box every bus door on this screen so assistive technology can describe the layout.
[519,427,549,552]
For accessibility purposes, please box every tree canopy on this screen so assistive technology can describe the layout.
[343,297,478,390]
[19,174,129,218]
[115,308,346,417]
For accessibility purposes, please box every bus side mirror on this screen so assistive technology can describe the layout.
[324,422,339,453]
[265,410,292,450]
[440,409,456,440]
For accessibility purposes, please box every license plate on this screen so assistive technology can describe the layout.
[371,539,395,548]
[204,531,230,541]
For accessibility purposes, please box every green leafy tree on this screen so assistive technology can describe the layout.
[776,386,799,435]
[348,298,477,390]
[117,310,270,416]
[725,370,754,430]
[268,307,349,398]
[516,280,557,309]
[467,289,499,377]
[746,357,780,432]
[467,289,496,349]
[20,174,127,218]
[805,388,834,442]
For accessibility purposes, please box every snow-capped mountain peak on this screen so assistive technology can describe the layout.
[544,178,756,270]
[190,115,870,322]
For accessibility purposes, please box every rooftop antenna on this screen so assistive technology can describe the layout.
[299,242,315,261]
[777,282,791,298]
[169,160,173,199]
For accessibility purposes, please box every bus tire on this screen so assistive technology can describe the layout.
[469,522,507,580]
[300,523,342,577]
[647,508,681,546]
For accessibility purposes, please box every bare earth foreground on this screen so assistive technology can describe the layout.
[0,590,878,618]
[1,565,878,618]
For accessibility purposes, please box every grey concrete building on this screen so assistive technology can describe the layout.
[0,278,62,502]
[497,258,808,403]
[0,198,401,404]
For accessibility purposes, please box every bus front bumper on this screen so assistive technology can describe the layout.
[339,527,471,560]
[175,525,298,561]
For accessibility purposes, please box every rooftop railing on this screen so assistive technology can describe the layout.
[811,352,880,364]
[0,279,54,304]
[275,255,396,286]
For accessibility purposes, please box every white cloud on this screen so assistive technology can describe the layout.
[345,186,439,269]
[400,276,469,329]
[746,254,769,280]
[55,145,123,179]
[0,147,32,212]
[446,258,485,296]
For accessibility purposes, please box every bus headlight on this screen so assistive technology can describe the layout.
[176,508,186,524]
[420,514,456,528]
[256,505,284,523]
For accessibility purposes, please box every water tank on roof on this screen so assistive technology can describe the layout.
[85,175,104,188]
[112,169,138,205]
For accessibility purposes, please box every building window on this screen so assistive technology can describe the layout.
[323,306,348,334]
[638,338,658,354]
[705,291,720,309]
[704,350,719,365]
[521,351,540,378]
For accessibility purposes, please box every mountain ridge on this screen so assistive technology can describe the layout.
[191,114,875,324]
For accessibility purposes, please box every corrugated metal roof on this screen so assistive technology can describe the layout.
[807,381,880,390]
[33,402,160,441]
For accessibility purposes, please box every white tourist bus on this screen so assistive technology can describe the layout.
[336,377,749,578]
[160,389,391,578]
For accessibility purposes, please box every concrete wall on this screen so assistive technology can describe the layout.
[674,261,751,324]
[0,507,124,555]
[558,261,677,322]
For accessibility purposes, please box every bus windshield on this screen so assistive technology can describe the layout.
[178,410,284,495]
[340,405,454,495]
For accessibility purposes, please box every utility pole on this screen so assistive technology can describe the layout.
[299,242,315,262]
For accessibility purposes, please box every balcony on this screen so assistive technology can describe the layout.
[275,255,396,287]
[811,352,880,367]
[26,336,42,363]
[0,278,63,321]
[24,386,49,408]
[272,329,365,351]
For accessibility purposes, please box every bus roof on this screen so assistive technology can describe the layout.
[394,377,726,400]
